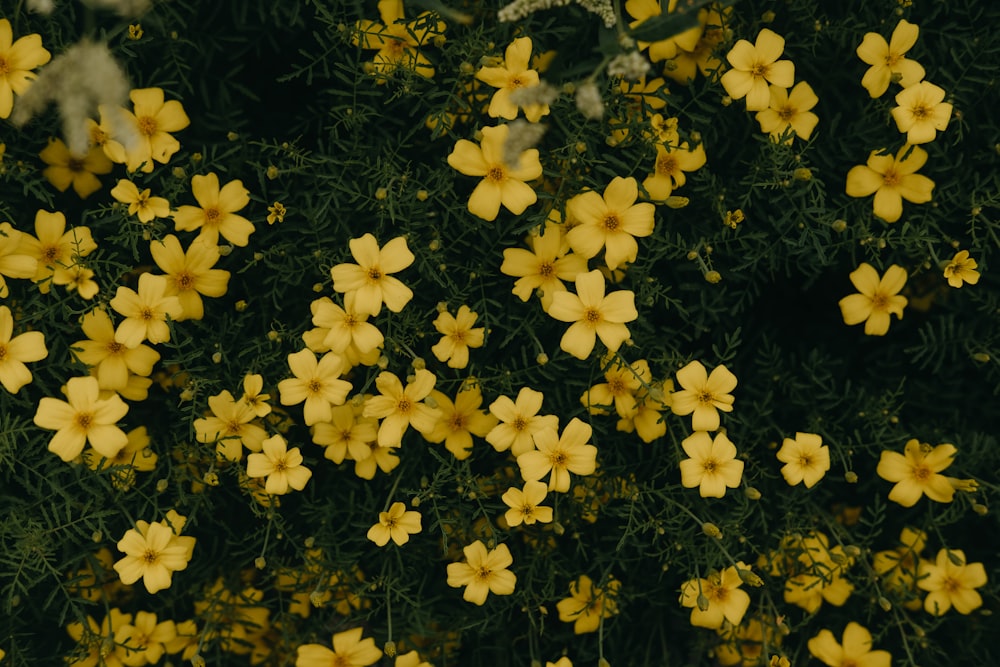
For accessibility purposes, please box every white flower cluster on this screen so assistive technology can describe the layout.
[607,51,651,81]
[498,0,615,27]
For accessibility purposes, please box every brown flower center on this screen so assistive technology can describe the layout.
[67,157,86,173]
[584,308,602,325]
[76,412,94,430]
[475,565,493,581]
[0,344,6,361]
[750,62,768,78]
[702,458,718,473]
[204,207,221,225]
[176,271,195,291]
[397,398,412,414]
[777,105,795,121]
[307,379,324,394]
[882,168,901,188]
[657,154,677,175]
[138,116,158,137]
[602,214,621,232]
[41,245,61,264]
[512,416,527,431]
[367,267,383,282]
[538,261,554,277]
[142,549,159,564]
[106,340,126,355]
[912,463,931,481]
[448,413,467,431]
[139,307,154,321]
[697,390,714,405]
[0,57,9,75]
[486,166,506,183]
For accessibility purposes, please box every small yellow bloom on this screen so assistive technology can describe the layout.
[845,145,934,223]
[891,81,952,144]
[475,36,549,122]
[500,221,588,312]
[109,273,183,348]
[876,439,956,507]
[246,434,312,494]
[194,389,267,461]
[266,201,286,224]
[172,172,254,246]
[642,140,707,201]
[517,417,598,492]
[149,234,231,321]
[943,249,980,287]
[556,574,620,634]
[856,19,925,98]
[679,431,744,498]
[33,376,129,461]
[680,565,751,629]
[39,137,112,199]
[277,349,352,426]
[113,519,193,594]
[0,19,51,119]
[486,386,559,457]
[838,263,908,336]
[775,432,830,488]
[424,384,497,460]
[330,234,415,315]
[352,0,444,82]
[917,549,987,615]
[111,179,171,223]
[625,0,702,65]
[72,308,160,393]
[119,87,191,172]
[240,373,272,418]
[431,305,485,369]
[311,402,378,463]
[18,209,96,293]
[719,28,794,111]
[0,304,47,394]
[754,81,819,142]
[0,222,35,298]
[447,124,543,221]
[566,176,655,270]
[446,540,516,605]
[366,501,422,546]
[808,622,891,667]
[669,360,737,432]
[363,369,439,446]
[547,269,638,360]
[501,480,553,527]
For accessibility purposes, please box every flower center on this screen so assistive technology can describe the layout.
[697,390,714,405]
[942,576,961,593]
[76,412,94,430]
[204,207,221,225]
[584,308,602,325]
[41,245,61,264]
[367,267,383,282]
[608,378,627,395]
[176,271,195,291]
[538,261,554,277]
[225,419,243,435]
[138,116,158,137]
[911,104,930,120]
[384,515,398,528]
[486,166,506,183]
[274,458,288,472]
[397,398,412,414]
[67,157,86,173]
[871,293,889,311]
[475,565,493,581]
[448,413,467,431]
[307,379,324,395]
[0,344,6,361]
[0,57,9,75]
[750,62,768,78]
[509,75,525,89]
[106,340,126,355]
[657,154,677,175]
[702,458,718,473]
[602,214,621,232]
[912,463,932,481]
[551,450,568,466]
[141,549,159,564]
[140,307,154,321]
[512,416,527,431]
[777,105,795,121]
[882,168,901,188]
[798,454,813,468]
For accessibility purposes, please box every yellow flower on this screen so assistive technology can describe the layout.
[424,384,497,460]
[308,293,384,357]
[366,501,422,546]
[719,28,794,111]
[856,19,925,98]
[501,480,553,527]
[500,221,588,312]
[876,439,956,507]
[625,0,702,64]
[565,176,655,270]
[65,264,99,300]
[113,520,193,594]
[547,269,638,360]
[0,304,47,394]
[353,0,444,82]
[446,540,516,605]
[447,124,543,221]
[680,565,751,629]
[556,574,620,634]
[110,179,171,222]
[71,308,159,392]
[83,425,157,490]
[66,609,133,667]
[109,273,183,348]
[34,376,128,461]
[0,19,51,119]
[39,137,112,199]
[194,389,267,461]
[277,349,352,426]
[150,234,230,321]
[0,221,35,298]
[363,369,439,446]
[517,417,598,492]
[486,386,559,457]
[240,373,272,418]
[330,234,415,315]
[298,628,383,667]
[119,87,191,172]
[917,548,987,615]
[669,360,737,432]
[807,622,891,667]
[837,263,908,336]
[775,432,830,488]
[311,402,377,463]
[642,140,706,201]
[679,431,744,498]
[353,441,400,479]
[18,209,96,293]
[582,355,650,419]
[846,144,934,223]
[754,81,819,142]
[943,249,980,287]
[431,305,485,369]
[246,434,312,494]
[891,81,952,144]
[118,611,176,666]
[618,380,672,443]
[873,527,926,611]
[172,172,254,246]
[475,36,549,122]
